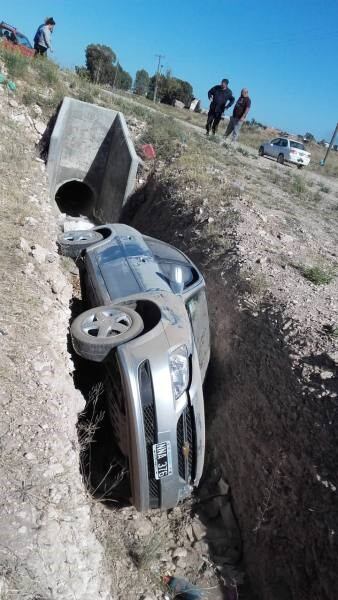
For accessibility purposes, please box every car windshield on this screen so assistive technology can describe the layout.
[186,289,209,376]
[16,32,32,48]
[290,141,305,151]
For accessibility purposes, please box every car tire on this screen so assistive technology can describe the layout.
[277,153,285,165]
[71,304,144,362]
[258,145,264,156]
[297,164,303,170]
[57,229,103,258]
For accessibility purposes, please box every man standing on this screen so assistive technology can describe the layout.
[34,17,55,57]
[224,88,251,142]
[206,79,235,135]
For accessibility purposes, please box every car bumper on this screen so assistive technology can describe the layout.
[289,155,311,166]
[115,294,205,511]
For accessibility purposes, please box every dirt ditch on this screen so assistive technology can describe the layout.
[119,177,338,600]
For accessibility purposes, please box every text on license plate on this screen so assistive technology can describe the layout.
[153,441,173,479]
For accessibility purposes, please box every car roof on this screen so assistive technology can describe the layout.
[271,137,303,144]
[0,22,16,32]
[0,22,29,38]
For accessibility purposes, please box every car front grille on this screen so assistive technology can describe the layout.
[177,405,196,484]
[139,361,160,509]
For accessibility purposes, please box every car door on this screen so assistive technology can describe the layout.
[269,138,281,158]
[279,138,288,159]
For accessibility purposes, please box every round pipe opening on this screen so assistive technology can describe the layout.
[55,180,95,218]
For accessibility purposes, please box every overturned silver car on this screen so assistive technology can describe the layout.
[59,223,210,511]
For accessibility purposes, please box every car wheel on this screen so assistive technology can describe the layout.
[297,164,303,170]
[277,153,285,165]
[258,145,264,156]
[57,229,103,258]
[71,304,144,362]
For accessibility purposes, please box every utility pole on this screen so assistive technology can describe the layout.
[321,122,338,166]
[153,53,165,103]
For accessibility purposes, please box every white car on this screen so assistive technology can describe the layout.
[259,137,311,169]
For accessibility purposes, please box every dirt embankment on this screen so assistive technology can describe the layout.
[0,88,113,599]
[121,176,338,600]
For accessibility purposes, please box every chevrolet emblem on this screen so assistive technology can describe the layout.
[182,443,190,458]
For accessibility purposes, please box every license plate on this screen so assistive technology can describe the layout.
[153,441,173,479]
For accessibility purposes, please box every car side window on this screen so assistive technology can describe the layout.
[280,139,288,147]
[271,138,280,145]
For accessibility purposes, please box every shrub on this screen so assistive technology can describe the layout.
[0,47,29,78]
[33,58,59,86]
[298,265,335,285]
[291,174,307,196]
[21,89,38,105]
[140,115,186,161]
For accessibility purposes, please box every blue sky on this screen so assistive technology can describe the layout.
[3,0,338,139]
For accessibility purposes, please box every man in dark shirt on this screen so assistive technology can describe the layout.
[224,88,251,142]
[206,79,235,135]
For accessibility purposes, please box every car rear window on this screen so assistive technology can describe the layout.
[290,141,305,150]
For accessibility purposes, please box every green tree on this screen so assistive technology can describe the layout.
[305,132,315,142]
[85,44,116,84]
[147,73,194,105]
[134,69,150,96]
[113,64,132,90]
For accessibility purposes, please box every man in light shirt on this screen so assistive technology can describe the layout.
[33,17,55,57]
[224,88,251,142]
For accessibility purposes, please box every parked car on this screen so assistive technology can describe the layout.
[0,21,34,57]
[259,137,311,169]
[58,223,210,511]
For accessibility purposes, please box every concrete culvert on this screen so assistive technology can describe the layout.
[55,180,95,218]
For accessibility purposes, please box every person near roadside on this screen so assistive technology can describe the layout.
[206,78,235,135]
[224,88,251,142]
[33,17,55,57]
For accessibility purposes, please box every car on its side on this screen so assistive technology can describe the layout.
[259,137,311,169]
[0,21,34,57]
[58,223,210,512]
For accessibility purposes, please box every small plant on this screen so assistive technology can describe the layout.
[253,450,286,533]
[236,146,249,157]
[140,114,186,161]
[311,189,322,203]
[291,174,307,196]
[21,89,39,106]
[318,182,330,194]
[268,170,282,186]
[298,264,335,285]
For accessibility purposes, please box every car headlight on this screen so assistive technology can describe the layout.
[169,345,189,400]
